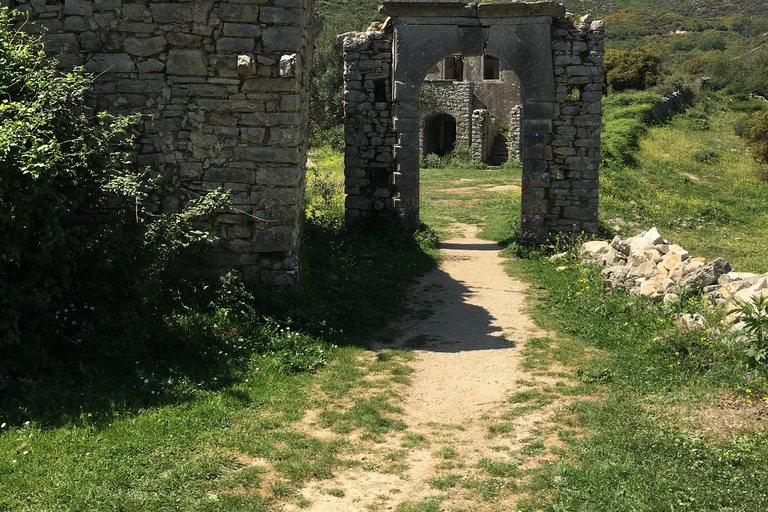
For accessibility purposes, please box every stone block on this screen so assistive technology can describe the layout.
[262,27,301,51]
[253,225,298,252]
[124,36,167,57]
[64,0,92,16]
[63,16,88,32]
[260,7,300,25]
[166,49,208,76]
[84,53,136,73]
[218,4,260,23]
[223,23,260,38]
[42,33,79,54]
[217,37,254,54]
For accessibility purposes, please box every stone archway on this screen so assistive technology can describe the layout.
[343,2,604,241]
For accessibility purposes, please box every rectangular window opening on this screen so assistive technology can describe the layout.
[443,55,464,81]
[483,55,500,80]
[373,80,387,102]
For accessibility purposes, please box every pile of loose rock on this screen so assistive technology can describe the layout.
[581,227,768,308]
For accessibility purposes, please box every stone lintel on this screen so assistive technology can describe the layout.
[381,2,565,19]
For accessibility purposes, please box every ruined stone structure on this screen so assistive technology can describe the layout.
[421,53,522,164]
[6,0,315,284]
[343,2,604,241]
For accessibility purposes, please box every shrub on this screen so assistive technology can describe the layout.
[691,148,719,164]
[739,106,768,164]
[604,50,664,94]
[0,10,224,359]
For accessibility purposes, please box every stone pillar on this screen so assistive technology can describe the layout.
[508,105,522,161]
[471,109,488,162]
[342,27,397,228]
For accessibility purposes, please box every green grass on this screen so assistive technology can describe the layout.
[419,162,522,243]
[0,149,438,511]
[600,90,768,272]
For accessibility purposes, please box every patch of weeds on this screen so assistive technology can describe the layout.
[478,457,521,477]
[434,461,456,470]
[521,336,554,371]
[325,488,345,498]
[271,482,294,498]
[433,446,457,459]
[487,421,514,437]
[385,449,409,461]
[462,478,515,500]
[394,496,445,512]
[520,437,546,455]
[401,433,430,449]
[381,462,409,475]
[508,389,557,406]
[557,429,578,442]
[429,474,460,490]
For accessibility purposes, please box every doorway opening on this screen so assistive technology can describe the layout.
[424,114,457,157]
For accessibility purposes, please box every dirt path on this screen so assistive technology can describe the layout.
[287,224,568,511]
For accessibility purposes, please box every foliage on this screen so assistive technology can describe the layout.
[707,48,768,98]
[0,11,139,353]
[729,295,768,364]
[310,12,375,138]
[0,11,231,363]
[304,150,345,231]
[740,106,768,164]
[604,49,663,93]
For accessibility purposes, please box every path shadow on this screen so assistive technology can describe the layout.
[379,239,528,354]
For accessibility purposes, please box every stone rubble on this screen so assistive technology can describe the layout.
[581,228,768,312]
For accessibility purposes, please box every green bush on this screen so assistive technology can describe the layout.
[740,106,768,163]
[604,50,664,94]
[0,10,224,359]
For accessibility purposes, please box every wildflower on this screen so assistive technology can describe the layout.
[22,451,28,455]
[0,423,4,428]
[144,379,149,384]
[746,389,752,394]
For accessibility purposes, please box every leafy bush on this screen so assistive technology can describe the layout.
[421,153,443,169]
[739,106,768,163]
[691,148,720,164]
[0,11,224,360]
[604,50,664,94]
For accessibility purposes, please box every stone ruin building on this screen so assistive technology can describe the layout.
[3,0,603,284]
[343,2,604,242]
[5,0,315,285]
[421,53,522,165]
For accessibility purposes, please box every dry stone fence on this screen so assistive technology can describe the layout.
[5,0,604,283]
[343,1,604,241]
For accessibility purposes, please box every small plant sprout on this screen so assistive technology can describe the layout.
[729,295,768,364]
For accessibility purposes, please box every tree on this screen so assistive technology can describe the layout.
[603,50,663,94]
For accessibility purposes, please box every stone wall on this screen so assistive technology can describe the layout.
[7,0,315,285]
[341,29,397,226]
[419,80,473,153]
[544,15,604,238]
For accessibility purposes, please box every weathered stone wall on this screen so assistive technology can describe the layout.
[419,80,473,153]
[545,15,604,238]
[7,0,315,285]
[341,29,396,226]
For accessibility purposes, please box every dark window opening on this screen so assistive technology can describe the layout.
[483,55,500,80]
[373,80,387,102]
[443,55,464,81]
[424,114,457,157]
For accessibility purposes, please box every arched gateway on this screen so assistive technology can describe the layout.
[343,2,604,241]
